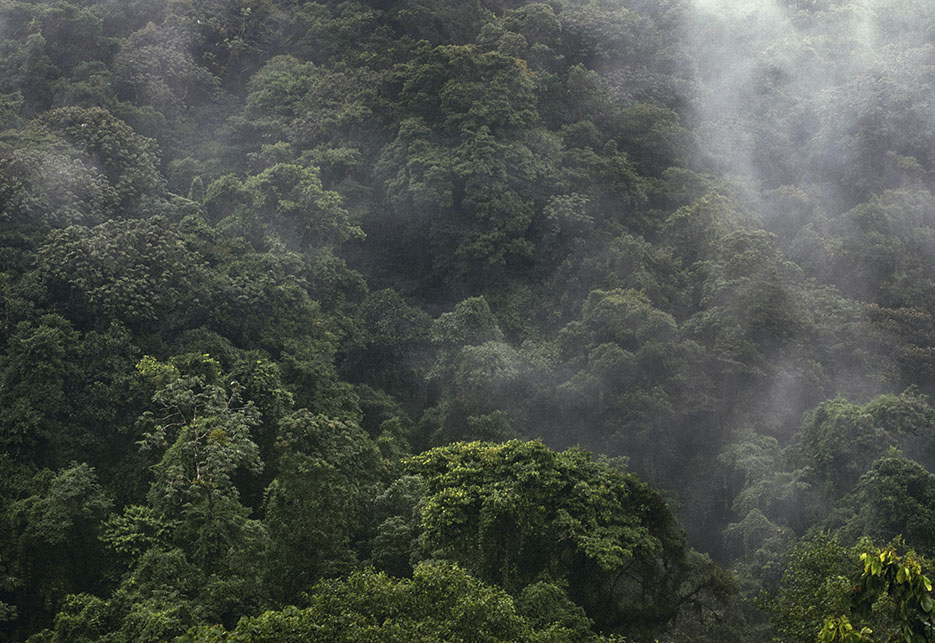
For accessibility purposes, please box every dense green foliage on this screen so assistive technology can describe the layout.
[181,562,605,643]
[4,0,935,640]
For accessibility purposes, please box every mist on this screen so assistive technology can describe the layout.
[5,0,935,640]
[672,0,935,398]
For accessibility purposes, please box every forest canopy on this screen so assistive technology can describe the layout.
[3,0,935,641]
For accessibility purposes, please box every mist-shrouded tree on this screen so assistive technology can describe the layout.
[340,288,432,401]
[552,287,691,478]
[238,54,382,157]
[837,456,935,555]
[0,106,166,266]
[176,0,276,93]
[34,106,166,215]
[205,162,362,254]
[37,217,207,334]
[794,389,935,502]
[795,398,896,499]
[114,18,220,114]
[373,43,549,288]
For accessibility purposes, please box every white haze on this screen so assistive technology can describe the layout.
[671,0,935,424]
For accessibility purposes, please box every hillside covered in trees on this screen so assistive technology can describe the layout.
[4,0,935,640]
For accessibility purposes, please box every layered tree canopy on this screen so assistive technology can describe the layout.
[3,0,935,641]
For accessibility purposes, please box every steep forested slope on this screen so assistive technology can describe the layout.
[3,0,935,640]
